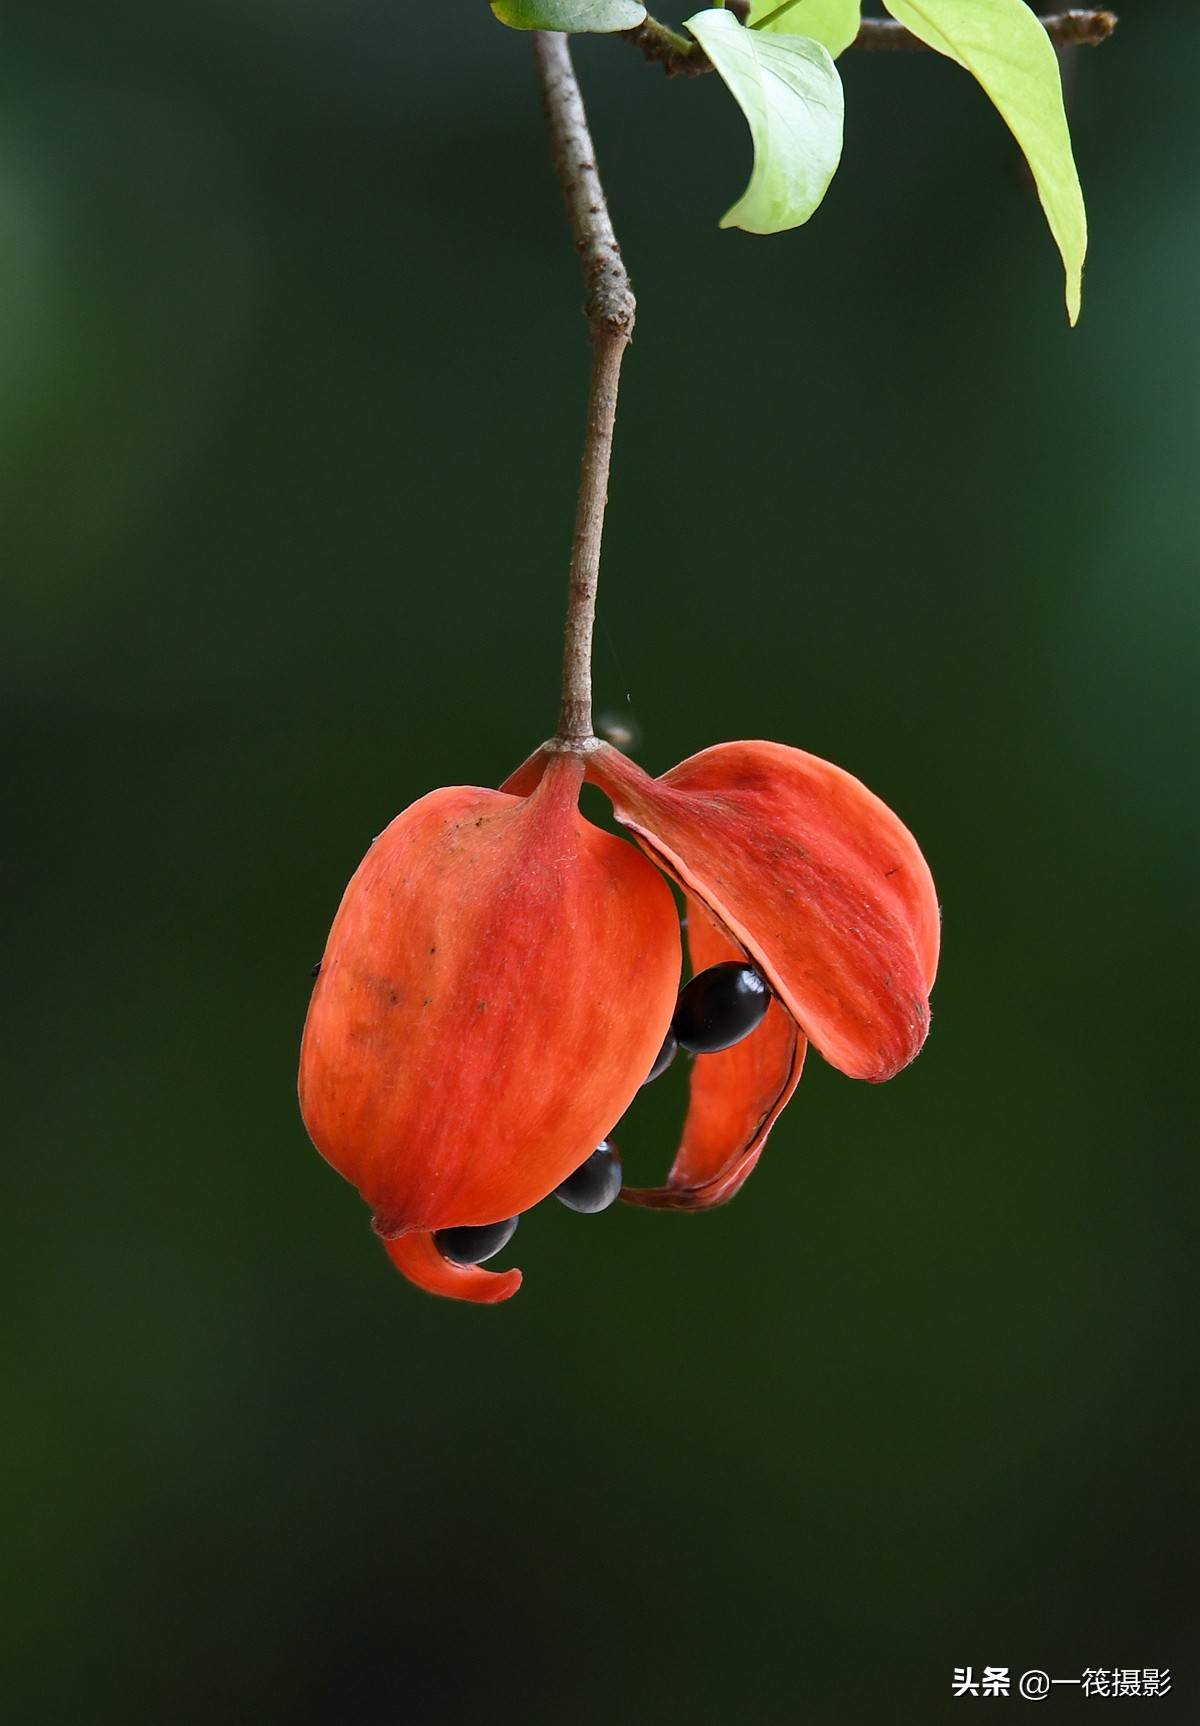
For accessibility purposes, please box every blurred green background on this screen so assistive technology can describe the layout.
[4,3,1196,1721]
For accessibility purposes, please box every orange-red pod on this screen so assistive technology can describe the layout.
[299,753,680,1302]
[304,735,939,1302]
[586,741,939,1084]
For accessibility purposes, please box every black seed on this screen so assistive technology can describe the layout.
[310,960,322,978]
[672,961,770,1054]
[434,1215,519,1266]
[644,1027,678,1085]
[555,1141,623,1214]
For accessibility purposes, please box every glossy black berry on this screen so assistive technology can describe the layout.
[555,1141,623,1214]
[672,961,770,1054]
[434,1215,519,1266]
[644,1027,678,1085]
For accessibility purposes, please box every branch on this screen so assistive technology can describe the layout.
[853,7,1116,49]
[533,31,635,746]
[623,8,1118,75]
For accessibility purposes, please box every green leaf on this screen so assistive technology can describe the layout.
[685,9,844,235]
[882,0,1086,323]
[748,0,861,60]
[490,0,646,31]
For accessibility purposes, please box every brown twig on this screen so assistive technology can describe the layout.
[624,8,1117,76]
[533,31,636,747]
[851,7,1116,49]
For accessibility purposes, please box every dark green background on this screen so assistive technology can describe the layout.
[5,3,1195,1721]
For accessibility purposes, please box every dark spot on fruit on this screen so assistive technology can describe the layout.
[555,1142,622,1214]
[434,1215,519,1266]
[672,962,770,1054]
[644,1028,678,1085]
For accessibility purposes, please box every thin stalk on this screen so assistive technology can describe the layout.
[532,30,635,747]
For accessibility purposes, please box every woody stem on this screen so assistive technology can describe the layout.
[533,30,636,747]
[623,8,1117,74]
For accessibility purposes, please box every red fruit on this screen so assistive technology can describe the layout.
[300,753,680,1302]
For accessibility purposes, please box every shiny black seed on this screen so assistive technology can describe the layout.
[644,1027,678,1085]
[672,961,770,1054]
[555,1141,623,1214]
[434,1215,519,1267]
[310,960,322,978]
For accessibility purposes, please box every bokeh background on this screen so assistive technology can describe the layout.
[5,3,1196,1721]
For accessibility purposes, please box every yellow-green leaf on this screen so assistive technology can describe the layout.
[686,9,844,235]
[883,0,1086,323]
[748,0,861,60]
[490,0,646,31]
